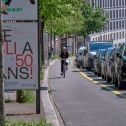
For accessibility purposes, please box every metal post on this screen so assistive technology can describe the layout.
[36,0,40,114]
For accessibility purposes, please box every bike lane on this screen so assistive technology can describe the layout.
[49,60,126,126]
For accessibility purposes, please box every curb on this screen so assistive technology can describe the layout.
[41,60,60,126]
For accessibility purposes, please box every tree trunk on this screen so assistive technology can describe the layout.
[75,35,77,54]
[53,34,56,55]
[0,1,5,123]
[16,90,23,103]
[83,36,86,46]
[50,33,53,57]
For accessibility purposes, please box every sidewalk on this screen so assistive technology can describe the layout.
[5,91,45,122]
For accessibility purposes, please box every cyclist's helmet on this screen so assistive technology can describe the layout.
[63,47,67,50]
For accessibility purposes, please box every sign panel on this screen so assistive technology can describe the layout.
[2,22,38,90]
[1,0,38,20]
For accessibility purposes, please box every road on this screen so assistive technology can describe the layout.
[49,60,126,126]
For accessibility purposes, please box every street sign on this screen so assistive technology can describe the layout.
[2,22,38,90]
[1,0,38,20]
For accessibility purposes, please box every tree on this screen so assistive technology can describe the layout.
[39,0,83,61]
[79,1,107,44]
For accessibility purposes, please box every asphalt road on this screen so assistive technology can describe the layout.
[49,60,126,126]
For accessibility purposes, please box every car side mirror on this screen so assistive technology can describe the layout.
[84,50,87,54]
[79,53,82,55]
[94,55,97,59]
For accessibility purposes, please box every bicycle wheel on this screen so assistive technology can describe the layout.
[63,64,66,78]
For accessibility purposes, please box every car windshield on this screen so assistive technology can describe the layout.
[89,42,113,51]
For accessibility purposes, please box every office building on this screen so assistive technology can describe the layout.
[87,0,126,46]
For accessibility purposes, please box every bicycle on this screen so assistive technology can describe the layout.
[62,59,67,78]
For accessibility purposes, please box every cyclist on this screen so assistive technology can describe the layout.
[60,47,69,75]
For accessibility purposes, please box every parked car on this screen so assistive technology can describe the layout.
[105,47,116,82]
[109,47,120,85]
[94,49,106,76]
[75,46,86,68]
[83,41,113,70]
[113,43,126,89]
[101,47,114,82]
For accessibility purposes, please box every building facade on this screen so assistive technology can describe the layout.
[88,0,126,46]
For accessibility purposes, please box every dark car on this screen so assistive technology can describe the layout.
[105,47,120,83]
[94,49,106,76]
[114,43,126,89]
[102,47,114,82]
[109,47,120,85]
[83,41,113,70]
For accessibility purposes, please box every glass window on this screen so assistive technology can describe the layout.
[119,32,121,39]
[122,9,124,17]
[117,32,119,39]
[110,10,112,18]
[119,20,121,29]
[119,0,122,6]
[113,21,116,29]
[108,0,110,7]
[122,31,124,38]
[110,22,113,30]
[103,0,105,7]
[116,10,118,18]
[113,0,116,7]
[122,20,125,28]
[125,9,126,17]
[122,0,125,7]
[116,21,119,29]
[89,42,113,51]
[113,33,116,40]
[113,10,116,18]
[119,9,121,18]
[110,0,112,7]
[116,0,119,6]
[105,0,107,7]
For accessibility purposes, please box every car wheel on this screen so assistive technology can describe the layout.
[107,76,111,83]
[94,71,97,75]
[112,72,115,84]
[77,65,80,68]
[82,65,85,69]
[98,72,101,77]
[102,74,104,79]
[104,72,107,81]
[117,74,123,89]
[113,72,117,87]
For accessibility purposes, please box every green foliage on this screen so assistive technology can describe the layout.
[79,1,107,38]
[4,120,51,126]
[19,90,35,103]
[39,0,84,35]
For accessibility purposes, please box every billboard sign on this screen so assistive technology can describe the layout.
[1,0,38,20]
[2,22,38,90]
